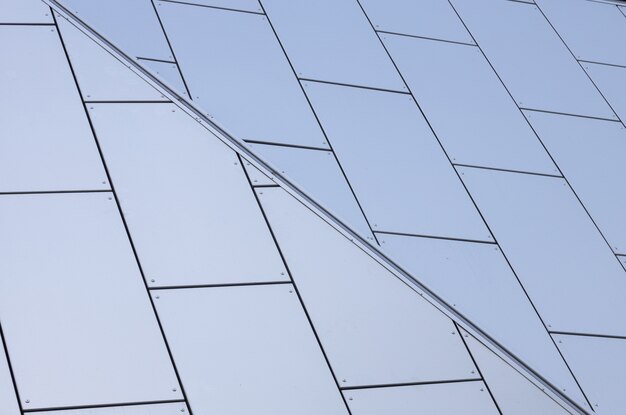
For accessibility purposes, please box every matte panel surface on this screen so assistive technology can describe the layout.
[261,0,405,91]
[90,103,287,287]
[451,0,615,119]
[584,62,626,122]
[154,285,348,415]
[0,26,108,192]
[303,81,491,241]
[243,158,275,186]
[0,342,19,415]
[32,403,189,415]
[157,1,327,148]
[384,34,558,174]
[258,187,478,386]
[0,0,51,23]
[459,166,626,336]
[0,193,181,409]
[138,59,188,98]
[167,0,262,13]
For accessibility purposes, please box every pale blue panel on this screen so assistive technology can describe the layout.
[525,110,626,254]
[89,103,288,287]
[138,58,189,98]
[0,193,181,410]
[262,0,405,91]
[0,0,51,23]
[459,166,626,336]
[154,285,349,415]
[169,0,262,13]
[0,342,19,415]
[242,158,275,186]
[383,34,558,175]
[156,1,327,148]
[31,403,189,415]
[451,0,615,119]
[303,81,491,241]
[359,0,473,44]
[584,62,626,122]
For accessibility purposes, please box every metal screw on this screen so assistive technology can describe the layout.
[151,279,155,283]
[25,400,30,404]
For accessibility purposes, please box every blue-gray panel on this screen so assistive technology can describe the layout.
[243,158,275,186]
[459,166,626,336]
[383,34,558,175]
[553,334,626,415]
[261,0,405,91]
[344,381,498,415]
[0,26,108,193]
[89,103,287,288]
[0,341,18,415]
[358,0,473,44]
[169,0,262,13]
[138,58,188,98]
[303,81,491,241]
[59,0,172,60]
[0,0,51,23]
[0,193,181,410]
[378,234,586,405]
[451,0,615,119]
[536,0,626,66]
[31,403,189,415]
[258,187,478,387]
[584,62,626,122]
[156,0,327,148]
[525,110,626,255]
[153,285,349,415]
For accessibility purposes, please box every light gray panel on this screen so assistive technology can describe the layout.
[171,0,262,12]
[261,0,405,91]
[59,0,172,60]
[378,234,586,404]
[459,166,626,336]
[154,285,348,415]
[525,110,626,254]
[463,331,572,415]
[0,342,18,415]
[344,381,498,415]
[0,26,108,193]
[250,144,373,239]
[620,256,626,271]
[303,81,491,242]
[157,1,327,148]
[242,158,275,186]
[0,0,51,23]
[383,34,558,175]
[56,17,167,102]
[0,193,181,410]
[451,0,615,119]
[359,0,473,44]
[89,103,287,287]
[138,59,188,98]
[258,187,478,387]
[536,0,626,66]
[32,403,189,415]
[553,334,626,415]
[584,62,626,122]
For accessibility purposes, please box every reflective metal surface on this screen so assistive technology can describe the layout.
[0,0,51,23]
[137,58,188,98]
[243,158,275,186]
[31,403,190,415]
[583,62,626,123]
[0,341,19,415]
[173,0,262,13]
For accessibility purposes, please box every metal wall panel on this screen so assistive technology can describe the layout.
[463,331,572,414]
[31,403,189,415]
[173,0,262,13]
[344,381,498,415]
[383,34,558,175]
[1,0,51,23]
[250,143,373,239]
[243,158,275,186]
[153,285,348,415]
[525,110,626,255]
[156,1,327,148]
[303,81,491,241]
[138,59,188,98]
[584,62,626,122]
[261,0,405,91]
[451,0,615,119]
[553,334,626,415]
[0,26,108,193]
[0,193,181,410]
[258,187,478,387]
[378,234,586,404]
[358,0,474,44]
[89,103,287,288]
[0,342,19,415]
[56,17,167,102]
[536,0,626,66]
[459,166,626,336]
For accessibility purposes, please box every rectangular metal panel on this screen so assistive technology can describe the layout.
[138,59,189,99]
[89,103,288,288]
[0,26,108,193]
[459,166,626,336]
[359,0,474,44]
[383,34,558,175]
[31,403,189,415]
[156,1,328,148]
[303,81,491,241]
[536,0,626,66]
[0,0,51,23]
[584,62,626,123]
[553,334,626,415]
[0,193,182,410]
[0,342,18,415]
[261,0,405,91]
[172,0,262,13]
[56,17,167,102]
[258,187,478,387]
[153,284,348,415]
[242,158,275,186]
[525,110,626,255]
[451,0,615,119]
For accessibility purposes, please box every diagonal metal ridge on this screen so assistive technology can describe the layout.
[43,1,590,413]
